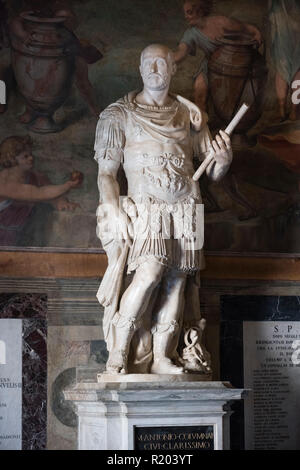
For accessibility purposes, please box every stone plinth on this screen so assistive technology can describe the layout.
[64,378,246,450]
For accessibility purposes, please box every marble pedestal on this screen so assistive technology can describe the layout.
[64,375,246,451]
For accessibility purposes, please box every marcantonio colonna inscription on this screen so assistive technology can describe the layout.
[135,425,214,451]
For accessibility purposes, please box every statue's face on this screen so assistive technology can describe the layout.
[140,47,174,92]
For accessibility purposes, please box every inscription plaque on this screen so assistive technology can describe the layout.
[0,319,22,450]
[243,321,300,450]
[134,425,214,451]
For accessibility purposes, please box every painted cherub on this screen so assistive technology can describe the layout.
[174,0,262,111]
[0,135,82,245]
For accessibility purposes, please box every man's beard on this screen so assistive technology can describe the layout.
[142,72,169,91]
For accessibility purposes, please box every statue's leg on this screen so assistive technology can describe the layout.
[151,269,187,375]
[106,259,165,374]
[128,284,160,374]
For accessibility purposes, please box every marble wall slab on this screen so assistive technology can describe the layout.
[220,295,300,450]
[0,293,47,319]
[0,294,47,450]
[243,321,300,450]
[1,277,300,450]
[22,318,47,450]
[0,319,22,450]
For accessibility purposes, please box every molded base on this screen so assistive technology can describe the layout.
[97,372,213,383]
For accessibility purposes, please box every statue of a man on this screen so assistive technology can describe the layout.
[94,44,232,376]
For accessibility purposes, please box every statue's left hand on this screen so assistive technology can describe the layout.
[210,130,233,167]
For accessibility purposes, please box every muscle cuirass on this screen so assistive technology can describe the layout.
[122,99,201,204]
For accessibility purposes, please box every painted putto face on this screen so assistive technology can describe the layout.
[184,1,200,25]
[15,148,34,170]
[184,1,210,25]
[140,47,173,91]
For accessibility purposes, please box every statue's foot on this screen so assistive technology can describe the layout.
[183,360,211,374]
[106,351,127,375]
[151,358,184,375]
[183,360,203,372]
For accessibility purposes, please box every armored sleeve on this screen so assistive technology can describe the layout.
[94,104,126,173]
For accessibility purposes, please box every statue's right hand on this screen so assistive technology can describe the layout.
[96,204,132,245]
[115,209,133,244]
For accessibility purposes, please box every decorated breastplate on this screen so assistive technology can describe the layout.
[124,148,199,203]
[122,100,200,203]
[141,151,187,194]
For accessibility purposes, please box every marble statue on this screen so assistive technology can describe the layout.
[94,44,232,376]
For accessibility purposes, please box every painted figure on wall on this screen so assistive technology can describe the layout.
[269,0,300,121]
[174,0,262,111]
[95,44,232,375]
[0,0,298,255]
[9,0,102,132]
[0,135,82,245]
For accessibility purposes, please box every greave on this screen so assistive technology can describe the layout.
[106,312,141,374]
[151,320,183,374]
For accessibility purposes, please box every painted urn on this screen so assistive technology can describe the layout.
[10,11,76,133]
[208,34,268,147]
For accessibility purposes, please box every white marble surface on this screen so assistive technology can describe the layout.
[243,321,300,450]
[97,372,212,383]
[64,380,246,450]
[0,320,22,450]
[95,44,232,378]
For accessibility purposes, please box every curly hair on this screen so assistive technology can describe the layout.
[183,0,214,17]
[0,135,33,168]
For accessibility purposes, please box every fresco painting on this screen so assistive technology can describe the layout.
[0,0,299,254]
